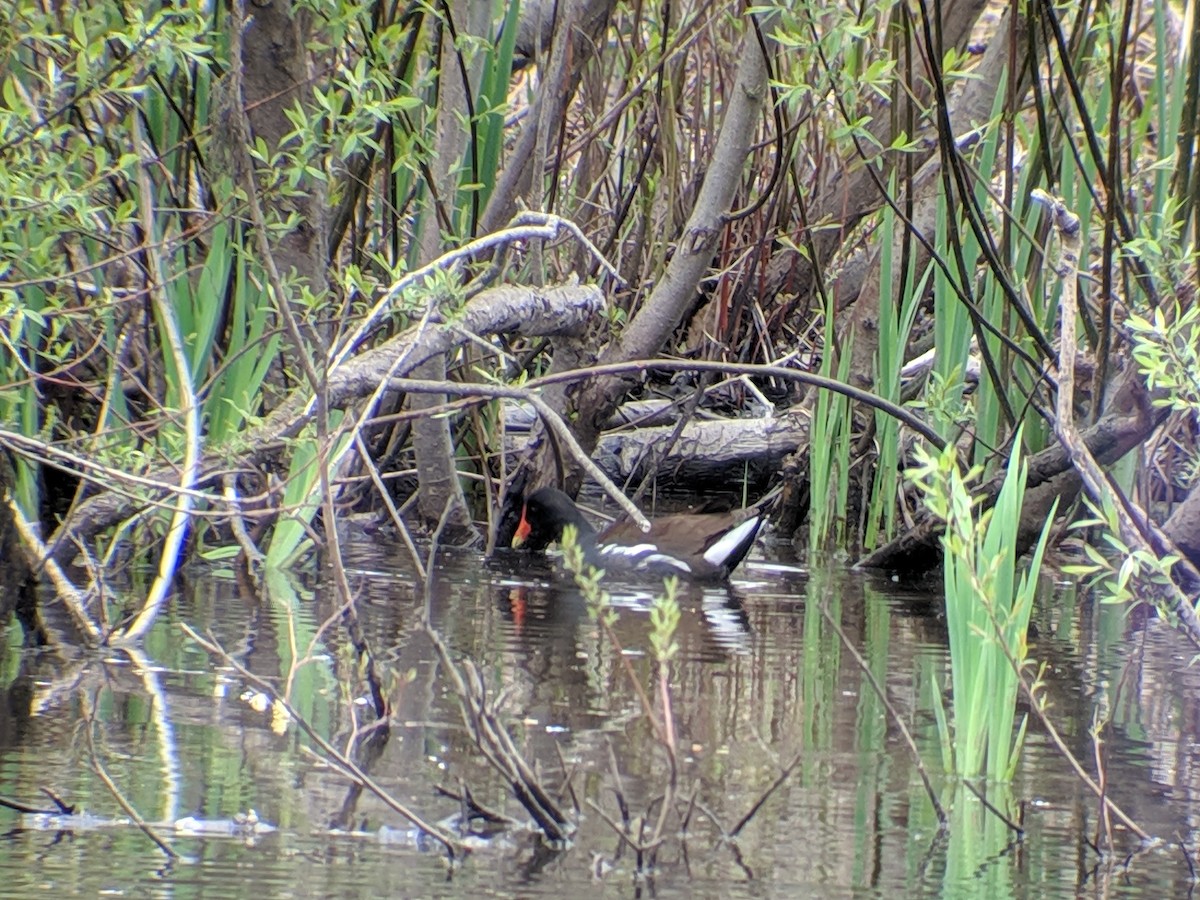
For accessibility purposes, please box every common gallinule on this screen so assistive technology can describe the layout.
[511,487,765,580]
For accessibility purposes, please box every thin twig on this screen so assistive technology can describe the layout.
[585,798,666,855]
[421,499,573,843]
[377,355,947,452]
[222,474,265,576]
[389,376,651,531]
[1034,188,1200,648]
[353,433,426,579]
[180,624,463,858]
[984,593,1151,841]
[962,780,1024,837]
[0,795,65,815]
[728,750,804,839]
[553,741,582,816]
[1092,714,1113,851]
[1177,837,1197,882]
[83,694,179,859]
[0,426,220,510]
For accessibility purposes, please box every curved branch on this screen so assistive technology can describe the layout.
[43,283,606,563]
[1036,190,1200,648]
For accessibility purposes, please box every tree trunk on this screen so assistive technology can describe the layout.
[0,452,45,644]
[1165,489,1200,569]
[232,0,329,298]
[559,25,773,476]
[409,5,490,541]
[209,0,330,408]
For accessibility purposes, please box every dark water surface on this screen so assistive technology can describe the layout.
[2,531,1199,898]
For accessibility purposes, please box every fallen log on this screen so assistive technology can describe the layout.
[593,413,806,487]
[857,366,1158,575]
[506,397,692,432]
[504,400,806,489]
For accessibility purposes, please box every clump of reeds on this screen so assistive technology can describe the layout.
[908,429,1056,781]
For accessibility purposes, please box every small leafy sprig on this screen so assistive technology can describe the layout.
[560,524,616,628]
[648,577,681,664]
[1062,493,1180,607]
[1127,301,1200,415]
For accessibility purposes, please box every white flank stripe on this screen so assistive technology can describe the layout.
[600,543,657,558]
[637,553,692,574]
[598,543,692,574]
[702,516,762,568]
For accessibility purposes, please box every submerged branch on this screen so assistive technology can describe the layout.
[82,690,181,860]
[5,492,99,643]
[818,597,948,826]
[727,750,804,839]
[425,624,575,843]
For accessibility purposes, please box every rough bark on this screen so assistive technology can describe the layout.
[1165,489,1200,569]
[506,405,806,487]
[594,414,804,487]
[512,0,613,63]
[207,0,330,418]
[221,0,328,298]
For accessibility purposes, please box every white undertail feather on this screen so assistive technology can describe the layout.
[702,516,763,569]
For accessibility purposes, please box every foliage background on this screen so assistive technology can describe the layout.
[1,0,1197,621]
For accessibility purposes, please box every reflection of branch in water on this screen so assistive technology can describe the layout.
[321,599,392,833]
[424,626,576,843]
[422,496,575,843]
[962,778,1024,838]
[0,790,72,816]
[817,596,947,826]
[325,722,392,833]
[435,781,518,832]
[16,649,184,847]
[255,560,393,833]
[123,645,182,825]
[81,689,180,860]
[180,624,463,859]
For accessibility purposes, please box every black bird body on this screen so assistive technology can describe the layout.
[512,488,765,581]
